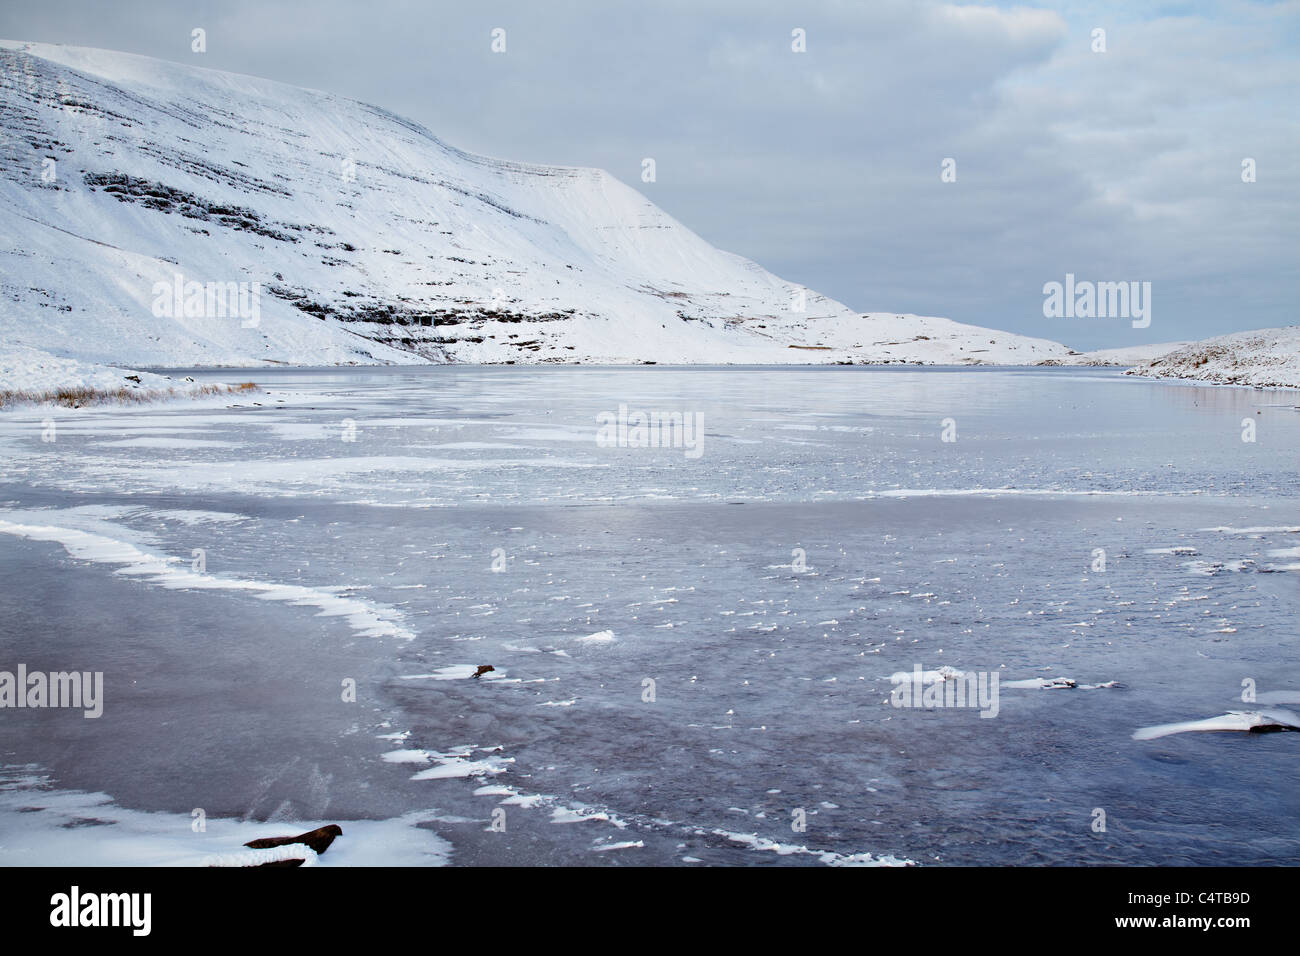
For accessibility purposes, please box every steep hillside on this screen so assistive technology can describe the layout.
[0,40,1076,373]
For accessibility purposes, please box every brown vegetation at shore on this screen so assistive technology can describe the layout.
[0,381,258,409]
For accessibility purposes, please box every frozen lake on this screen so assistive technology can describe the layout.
[1,365,1297,865]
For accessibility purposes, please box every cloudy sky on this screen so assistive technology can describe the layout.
[1,0,1295,348]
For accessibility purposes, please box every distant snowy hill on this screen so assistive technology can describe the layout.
[1125,326,1300,389]
[844,312,1073,365]
[0,40,1077,376]
[1039,342,1193,367]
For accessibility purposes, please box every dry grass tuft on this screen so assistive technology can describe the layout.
[0,381,260,409]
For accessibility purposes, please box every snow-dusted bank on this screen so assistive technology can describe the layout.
[0,345,254,408]
[1039,341,1193,368]
[1124,326,1300,390]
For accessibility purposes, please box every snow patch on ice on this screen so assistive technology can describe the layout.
[0,511,413,641]
[1133,708,1300,740]
[0,768,450,866]
[710,828,913,867]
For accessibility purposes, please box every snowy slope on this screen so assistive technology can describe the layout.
[1039,342,1193,367]
[848,312,1073,365]
[0,344,181,396]
[0,343,255,408]
[1125,327,1300,389]
[0,40,1078,374]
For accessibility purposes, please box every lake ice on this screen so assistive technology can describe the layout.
[1,365,1297,865]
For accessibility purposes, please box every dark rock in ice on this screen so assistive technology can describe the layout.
[244,823,343,855]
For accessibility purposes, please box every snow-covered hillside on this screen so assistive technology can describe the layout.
[0,40,1077,376]
[843,312,1072,365]
[1039,342,1192,367]
[1125,326,1300,389]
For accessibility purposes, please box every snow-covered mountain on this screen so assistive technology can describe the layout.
[0,40,1079,375]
